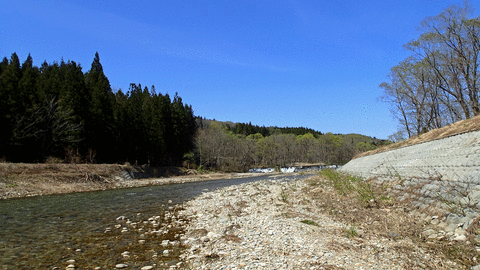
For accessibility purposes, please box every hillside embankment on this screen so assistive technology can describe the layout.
[340,123,480,254]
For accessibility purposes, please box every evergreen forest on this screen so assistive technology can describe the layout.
[0,52,196,166]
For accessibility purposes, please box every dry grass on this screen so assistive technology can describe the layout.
[0,163,270,200]
[304,171,478,269]
[355,115,480,159]
[0,163,128,199]
[305,172,421,240]
[0,163,194,199]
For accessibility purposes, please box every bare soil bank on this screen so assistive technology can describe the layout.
[0,163,258,200]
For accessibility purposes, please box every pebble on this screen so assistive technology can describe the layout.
[141,266,154,270]
[116,263,128,269]
[423,229,436,237]
[178,178,459,269]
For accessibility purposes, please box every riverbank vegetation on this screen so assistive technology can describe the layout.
[381,2,480,139]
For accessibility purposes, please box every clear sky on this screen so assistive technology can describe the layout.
[2,0,479,139]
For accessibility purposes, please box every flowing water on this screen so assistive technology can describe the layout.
[0,174,311,269]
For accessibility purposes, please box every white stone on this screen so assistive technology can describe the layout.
[207,231,218,240]
[454,228,466,235]
[116,264,128,269]
[423,229,436,237]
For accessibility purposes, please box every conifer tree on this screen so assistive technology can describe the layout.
[0,53,22,158]
[18,54,40,112]
[84,52,115,162]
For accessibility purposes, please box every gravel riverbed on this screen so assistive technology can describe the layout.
[178,175,460,269]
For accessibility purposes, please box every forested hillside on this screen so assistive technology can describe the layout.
[193,120,390,171]
[1,52,389,170]
[0,52,196,165]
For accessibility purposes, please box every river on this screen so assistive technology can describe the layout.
[0,173,311,269]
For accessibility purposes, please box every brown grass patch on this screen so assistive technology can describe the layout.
[0,163,196,199]
[304,172,476,268]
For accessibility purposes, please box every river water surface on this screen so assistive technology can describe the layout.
[0,174,310,269]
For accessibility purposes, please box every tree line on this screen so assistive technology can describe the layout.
[192,120,389,172]
[0,52,196,165]
[1,52,388,170]
[196,118,325,138]
[381,2,480,138]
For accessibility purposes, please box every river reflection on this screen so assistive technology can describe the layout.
[0,174,311,269]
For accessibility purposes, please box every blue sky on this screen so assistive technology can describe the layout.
[2,0,479,139]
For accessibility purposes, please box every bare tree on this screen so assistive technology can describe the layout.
[382,2,480,136]
[13,97,83,160]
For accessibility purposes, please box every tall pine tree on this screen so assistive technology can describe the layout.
[0,53,22,159]
[84,52,115,162]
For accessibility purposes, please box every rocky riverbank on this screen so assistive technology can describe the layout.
[0,162,264,200]
[178,175,463,269]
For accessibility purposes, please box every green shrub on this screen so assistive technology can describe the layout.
[319,169,377,206]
